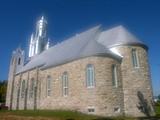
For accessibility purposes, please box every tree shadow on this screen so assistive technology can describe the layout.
[137,91,151,117]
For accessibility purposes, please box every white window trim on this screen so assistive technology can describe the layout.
[112,65,118,88]
[132,49,140,68]
[62,72,69,97]
[86,64,95,88]
[87,106,95,114]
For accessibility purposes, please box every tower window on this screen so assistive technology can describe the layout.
[112,64,118,87]
[62,72,68,96]
[18,58,21,65]
[131,49,139,68]
[47,76,52,96]
[86,64,95,88]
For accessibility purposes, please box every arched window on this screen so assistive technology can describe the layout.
[29,78,35,98]
[21,80,25,98]
[131,49,139,68]
[62,72,68,96]
[47,76,51,96]
[112,64,118,87]
[18,58,21,65]
[86,64,95,88]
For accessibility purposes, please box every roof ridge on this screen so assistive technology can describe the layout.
[49,25,101,50]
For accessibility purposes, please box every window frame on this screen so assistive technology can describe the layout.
[112,64,118,88]
[131,48,140,68]
[86,64,95,88]
[18,58,21,65]
[29,78,35,98]
[87,106,95,113]
[21,80,25,98]
[47,75,52,97]
[62,72,68,97]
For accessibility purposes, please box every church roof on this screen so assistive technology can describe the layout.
[98,25,147,49]
[16,25,147,74]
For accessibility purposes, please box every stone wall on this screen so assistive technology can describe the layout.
[13,56,124,116]
[113,45,154,116]
[8,45,154,117]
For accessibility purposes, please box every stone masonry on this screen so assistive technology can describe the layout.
[6,45,155,117]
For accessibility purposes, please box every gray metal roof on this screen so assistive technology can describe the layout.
[17,25,147,74]
[98,25,147,49]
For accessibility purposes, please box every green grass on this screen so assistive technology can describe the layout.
[0,110,99,120]
[2,108,160,120]
[155,105,160,117]
[0,110,135,120]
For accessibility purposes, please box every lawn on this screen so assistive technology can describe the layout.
[0,109,160,120]
[0,110,135,120]
[0,110,98,120]
[155,105,160,117]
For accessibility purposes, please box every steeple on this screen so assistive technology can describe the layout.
[45,39,50,50]
[36,15,47,37]
[29,33,34,57]
[28,16,49,58]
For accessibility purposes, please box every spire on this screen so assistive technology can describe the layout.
[45,38,50,50]
[28,15,49,58]
[41,15,44,20]
[29,33,34,57]
[38,15,47,25]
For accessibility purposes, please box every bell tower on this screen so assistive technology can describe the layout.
[28,16,50,58]
[6,47,25,109]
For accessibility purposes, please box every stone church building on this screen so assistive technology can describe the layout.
[6,16,154,117]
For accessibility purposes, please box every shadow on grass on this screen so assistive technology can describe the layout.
[137,91,154,117]
[137,116,160,120]
[92,116,160,120]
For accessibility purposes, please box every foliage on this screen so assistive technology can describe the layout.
[155,98,160,106]
[0,80,7,103]
[158,95,160,101]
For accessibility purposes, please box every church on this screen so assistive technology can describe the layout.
[6,16,154,117]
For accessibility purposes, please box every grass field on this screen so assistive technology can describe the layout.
[155,105,160,117]
[0,108,160,120]
[0,110,135,120]
[0,110,98,120]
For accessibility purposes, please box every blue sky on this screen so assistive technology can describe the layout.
[0,0,159,96]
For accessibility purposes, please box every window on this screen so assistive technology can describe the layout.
[47,76,51,96]
[18,58,21,65]
[62,72,68,96]
[114,107,120,113]
[112,64,118,87]
[21,80,25,98]
[29,78,35,98]
[131,49,139,68]
[88,107,95,113]
[86,64,95,88]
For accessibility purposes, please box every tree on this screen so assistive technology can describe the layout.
[158,95,160,101]
[0,80,7,103]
